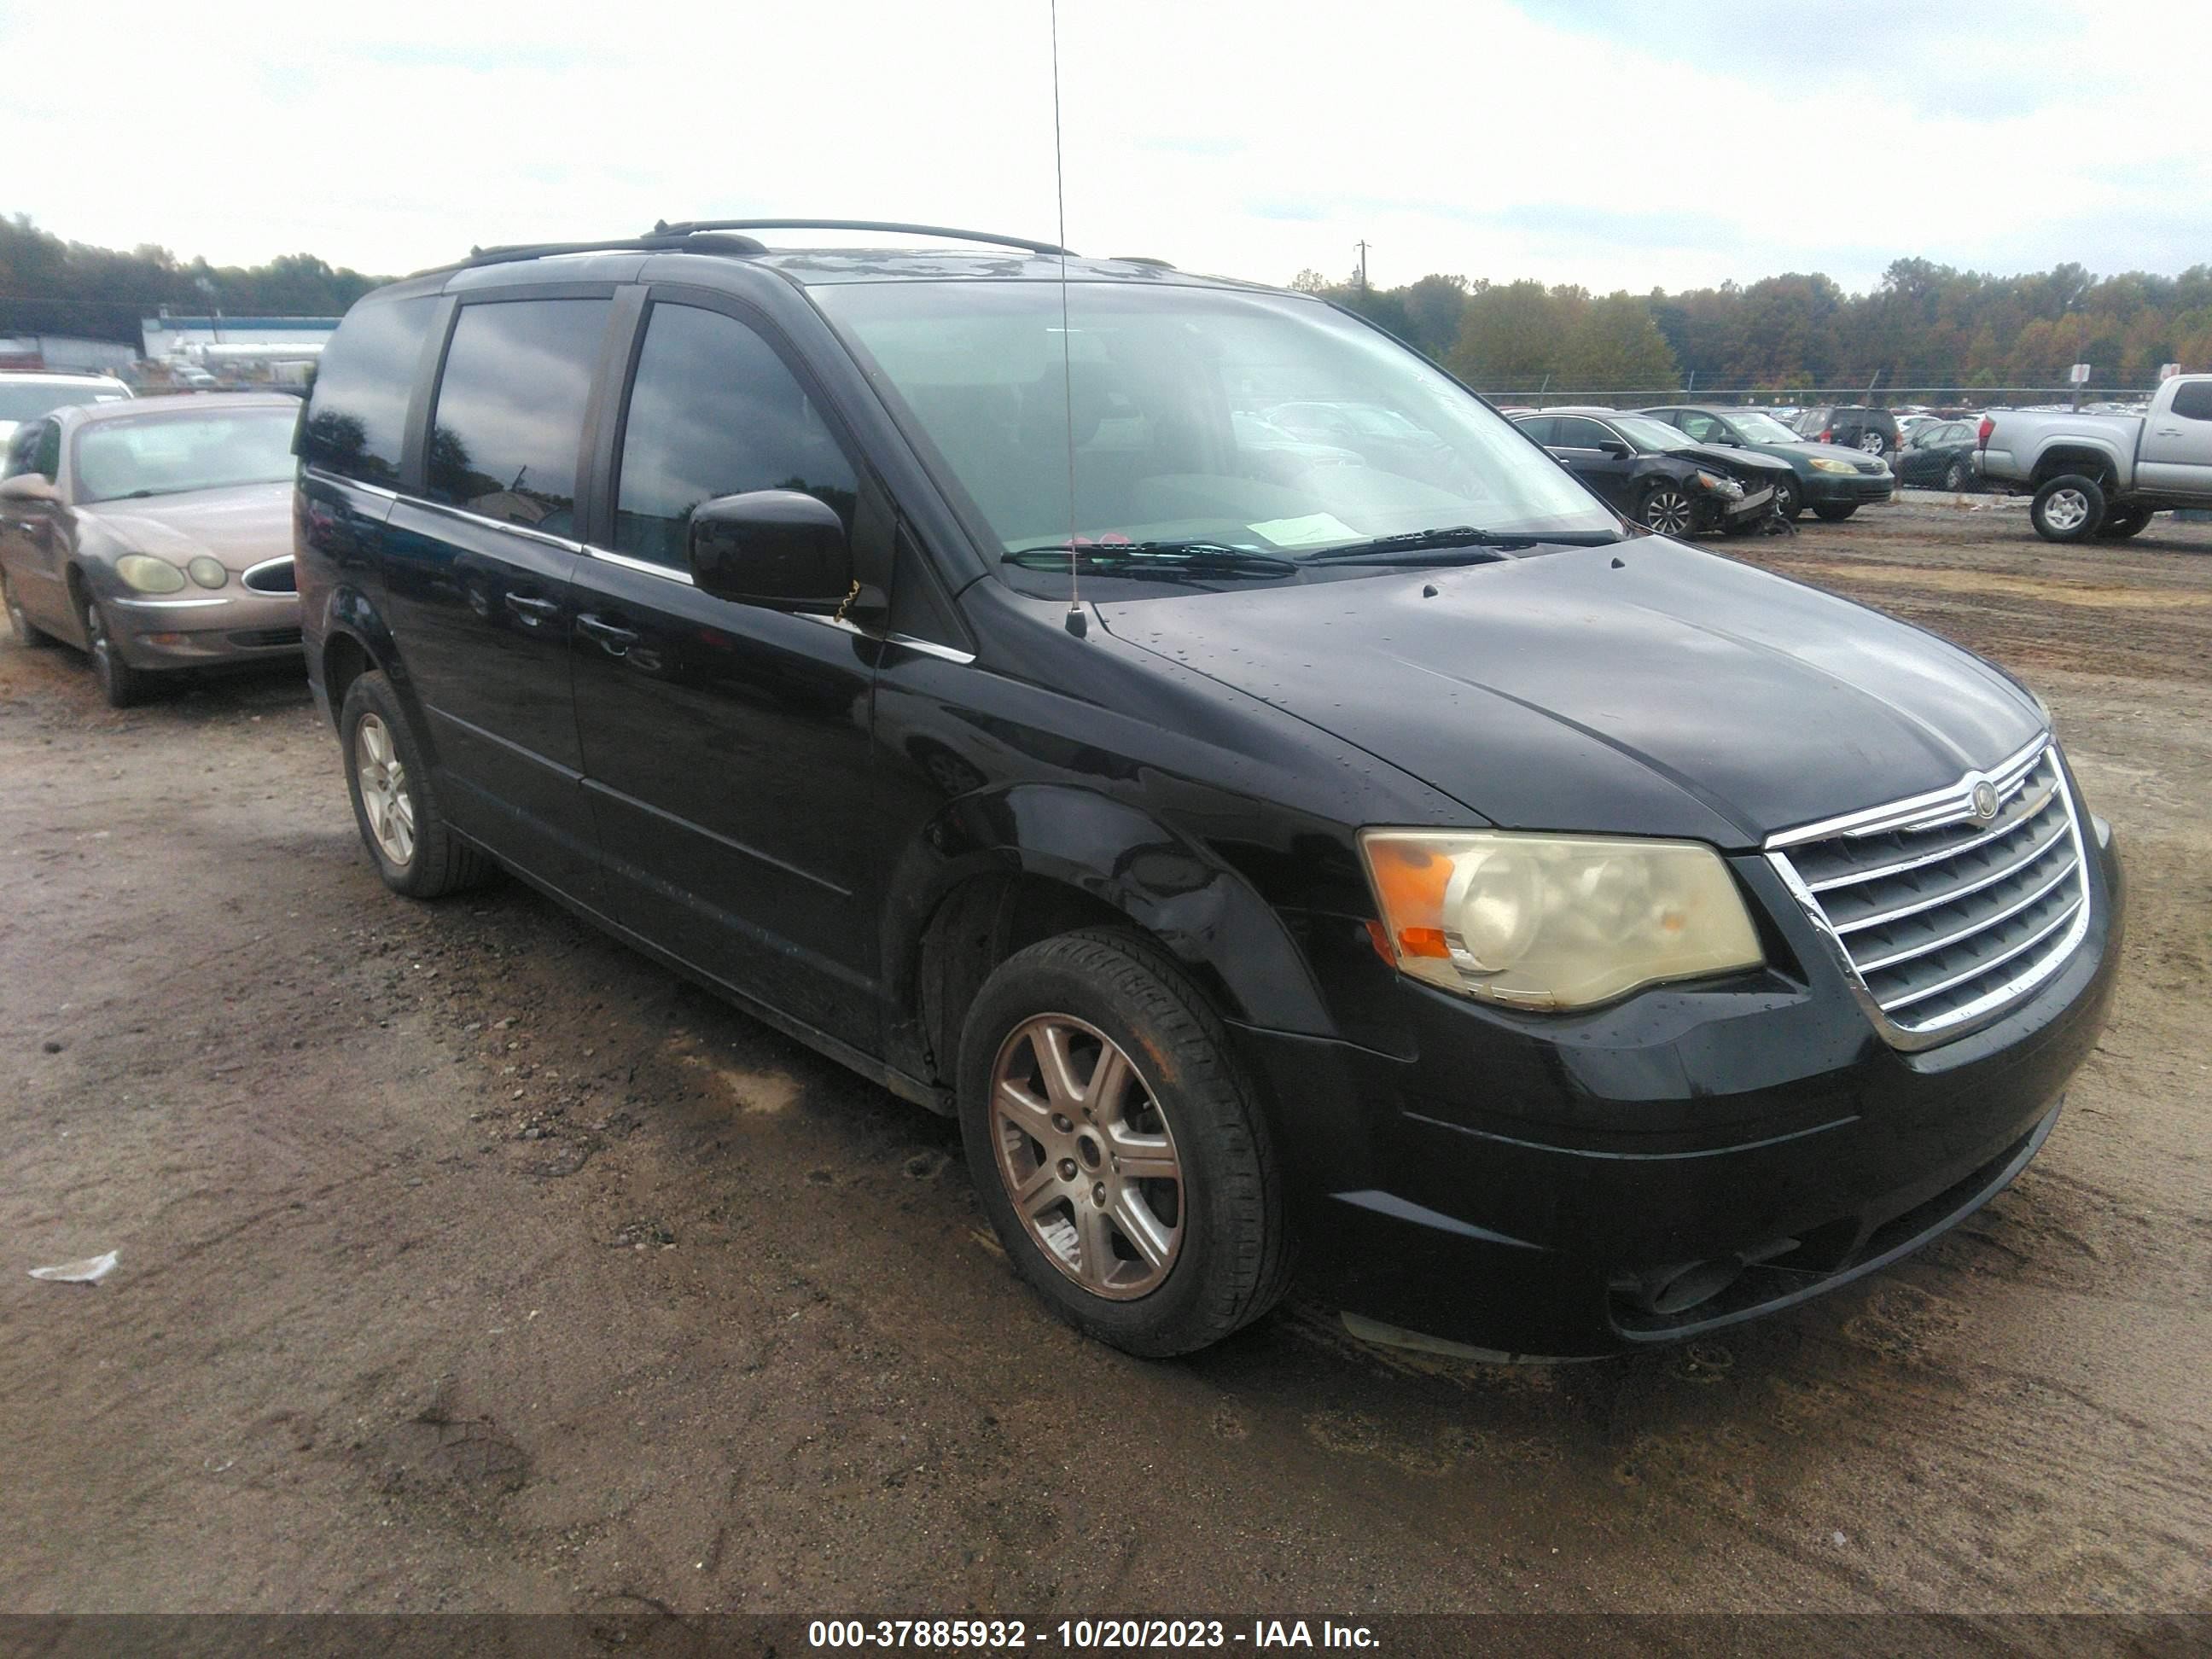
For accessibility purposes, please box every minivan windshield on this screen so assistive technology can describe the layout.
[815,282,1620,562]
[74,408,300,504]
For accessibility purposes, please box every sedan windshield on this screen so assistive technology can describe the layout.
[815,282,1619,560]
[1610,414,1699,452]
[0,383,127,422]
[74,408,299,504]
[1724,411,1805,444]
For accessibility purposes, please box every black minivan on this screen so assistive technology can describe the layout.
[294,222,2122,1360]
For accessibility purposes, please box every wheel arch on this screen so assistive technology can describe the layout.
[880,783,1335,1092]
[317,588,438,760]
[2030,445,2121,490]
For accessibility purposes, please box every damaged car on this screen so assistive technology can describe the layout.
[295,222,2122,1362]
[1510,408,1792,535]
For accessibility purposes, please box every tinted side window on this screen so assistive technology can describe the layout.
[428,299,609,533]
[299,294,435,486]
[1551,416,1615,449]
[32,420,61,481]
[1512,416,1557,445]
[1678,412,1724,442]
[2170,381,2212,422]
[612,303,859,569]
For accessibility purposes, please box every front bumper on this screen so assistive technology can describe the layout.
[1238,818,2123,1359]
[1802,469,1894,504]
[108,591,302,667]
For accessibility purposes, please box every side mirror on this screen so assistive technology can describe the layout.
[1596,439,1631,458]
[688,490,853,613]
[0,472,59,504]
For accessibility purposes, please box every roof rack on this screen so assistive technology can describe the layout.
[648,218,1072,258]
[449,231,768,272]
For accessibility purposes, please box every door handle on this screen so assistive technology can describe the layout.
[576,612,641,655]
[504,592,562,620]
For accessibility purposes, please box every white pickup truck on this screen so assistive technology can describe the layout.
[1975,373,2212,541]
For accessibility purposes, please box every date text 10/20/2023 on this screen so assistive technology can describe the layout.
[806,1618,1380,1649]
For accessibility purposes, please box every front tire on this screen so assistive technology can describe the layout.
[2096,504,2151,539]
[1639,482,1697,537]
[1813,502,1859,521]
[958,929,1290,1357]
[1773,475,1802,521]
[83,596,153,707]
[2030,474,2106,543]
[340,670,493,898]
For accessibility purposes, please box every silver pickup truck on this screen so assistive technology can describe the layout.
[1975,373,2212,541]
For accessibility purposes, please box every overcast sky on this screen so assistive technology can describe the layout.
[8,0,2205,295]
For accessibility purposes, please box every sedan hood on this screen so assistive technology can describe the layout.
[1673,443,1793,479]
[83,483,294,573]
[1096,540,2042,847]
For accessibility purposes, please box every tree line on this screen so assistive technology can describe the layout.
[0,215,387,346]
[1295,257,2212,395]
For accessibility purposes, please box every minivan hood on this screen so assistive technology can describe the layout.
[82,482,294,573]
[1095,540,2043,847]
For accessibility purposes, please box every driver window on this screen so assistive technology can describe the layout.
[1551,416,1615,451]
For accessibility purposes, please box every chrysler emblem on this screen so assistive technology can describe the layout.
[1970,780,2000,821]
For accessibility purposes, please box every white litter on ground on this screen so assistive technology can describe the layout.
[28,1251,118,1284]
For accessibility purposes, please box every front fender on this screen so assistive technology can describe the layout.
[882,782,1335,1039]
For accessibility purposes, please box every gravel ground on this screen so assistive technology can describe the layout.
[0,501,2206,1618]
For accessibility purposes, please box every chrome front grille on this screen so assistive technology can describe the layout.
[1767,737,2090,1048]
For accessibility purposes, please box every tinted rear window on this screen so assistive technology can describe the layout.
[427,299,610,533]
[299,294,435,486]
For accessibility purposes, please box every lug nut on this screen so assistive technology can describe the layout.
[1051,1114,1073,1133]
[1058,1158,1078,1181]
[1091,1181,1107,1206]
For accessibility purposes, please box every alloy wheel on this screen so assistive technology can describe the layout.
[2042,486,2093,533]
[988,1013,1184,1300]
[1643,486,1694,536]
[354,713,417,867]
[1859,430,1886,455]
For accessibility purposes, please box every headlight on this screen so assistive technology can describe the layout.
[115,555,187,594]
[187,556,228,589]
[1809,457,1858,474]
[1359,830,1764,1011]
[1692,471,1744,499]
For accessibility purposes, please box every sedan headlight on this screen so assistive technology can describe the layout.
[1692,471,1744,499]
[186,556,228,590]
[115,554,187,594]
[1808,457,1859,474]
[1359,830,1764,1010]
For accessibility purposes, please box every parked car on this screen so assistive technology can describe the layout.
[1637,405,1894,520]
[1791,405,1901,458]
[1894,418,1986,492]
[0,370,132,445]
[1975,374,2212,540]
[295,223,2119,1362]
[1510,407,1792,534]
[0,393,303,705]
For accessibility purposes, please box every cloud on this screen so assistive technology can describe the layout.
[0,0,2205,300]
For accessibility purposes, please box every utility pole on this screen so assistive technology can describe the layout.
[1353,240,1371,293]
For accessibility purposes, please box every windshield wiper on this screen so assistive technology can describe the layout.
[1001,540,1298,578]
[1304,525,1617,564]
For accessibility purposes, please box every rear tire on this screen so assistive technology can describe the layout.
[1943,457,1972,492]
[2030,474,2106,543]
[340,670,493,898]
[958,929,1291,1357]
[2096,504,2151,539]
[3,570,51,646]
[1813,502,1859,521]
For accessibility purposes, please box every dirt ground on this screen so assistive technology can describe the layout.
[1,498,2207,1620]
